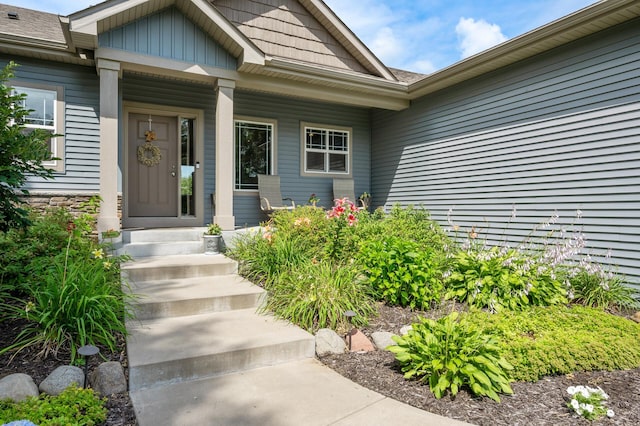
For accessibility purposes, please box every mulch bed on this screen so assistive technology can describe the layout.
[3,302,639,425]
[320,303,640,426]
[0,317,137,426]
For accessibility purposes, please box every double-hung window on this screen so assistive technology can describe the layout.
[14,84,64,172]
[302,122,350,176]
[234,118,275,190]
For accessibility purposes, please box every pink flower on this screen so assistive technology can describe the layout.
[347,213,357,226]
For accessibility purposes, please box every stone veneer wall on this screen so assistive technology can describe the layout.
[20,192,122,226]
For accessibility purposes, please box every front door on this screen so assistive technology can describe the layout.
[127,113,178,219]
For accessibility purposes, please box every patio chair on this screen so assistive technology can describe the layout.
[258,174,295,213]
[333,178,363,207]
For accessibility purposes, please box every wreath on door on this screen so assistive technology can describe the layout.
[137,130,162,167]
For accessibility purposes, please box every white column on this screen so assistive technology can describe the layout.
[96,59,121,236]
[214,79,235,230]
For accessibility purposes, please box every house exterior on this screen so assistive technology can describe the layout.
[1,0,639,283]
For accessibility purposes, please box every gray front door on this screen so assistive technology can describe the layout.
[127,113,178,218]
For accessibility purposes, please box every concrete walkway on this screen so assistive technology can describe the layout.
[120,229,473,426]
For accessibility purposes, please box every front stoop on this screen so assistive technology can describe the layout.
[123,253,315,393]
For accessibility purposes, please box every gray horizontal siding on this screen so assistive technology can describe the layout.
[99,7,236,70]
[233,90,371,227]
[0,55,100,193]
[371,18,640,286]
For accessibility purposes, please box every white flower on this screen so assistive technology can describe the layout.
[570,399,580,410]
[607,409,615,418]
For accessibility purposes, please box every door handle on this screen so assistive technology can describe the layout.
[170,165,176,177]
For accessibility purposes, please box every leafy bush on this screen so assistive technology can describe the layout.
[0,384,106,425]
[444,247,566,312]
[359,237,443,309]
[269,205,330,259]
[0,61,57,232]
[357,204,449,249]
[260,260,375,332]
[466,305,640,381]
[389,312,514,402]
[565,266,639,311]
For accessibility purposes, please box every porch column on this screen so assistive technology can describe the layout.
[214,79,235,230]
[96,59,121,236]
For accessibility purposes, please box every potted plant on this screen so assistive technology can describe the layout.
[203,223,222,255]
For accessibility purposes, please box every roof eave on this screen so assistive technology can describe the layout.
[408,0,640,98]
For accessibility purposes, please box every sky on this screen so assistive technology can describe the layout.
[10,0,598,73]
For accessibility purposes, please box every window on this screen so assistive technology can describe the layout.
[14,84,64,172]
[235,119,275,190]
[302,123,350,176]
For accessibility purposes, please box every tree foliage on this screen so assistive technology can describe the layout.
[0,61,57,232]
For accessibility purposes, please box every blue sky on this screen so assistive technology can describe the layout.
[11,0,597,73]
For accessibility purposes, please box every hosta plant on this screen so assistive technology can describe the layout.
[388,312,514,402]
[444,247,566,312]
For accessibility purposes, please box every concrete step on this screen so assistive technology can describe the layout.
[130,275,266,320]
[118,241,205,257]
[127,308,315,391]
[122,254,237,282]
[124,228,206,244]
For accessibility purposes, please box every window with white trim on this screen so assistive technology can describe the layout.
[234,119,275,190]
[302,123,350,175]
[14,84,64,172]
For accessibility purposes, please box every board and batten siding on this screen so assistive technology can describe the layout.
[98,7,237,70]
[1,55,100,193]
[233,90,371,227]
[371,18,640,285]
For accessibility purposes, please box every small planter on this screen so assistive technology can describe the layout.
[203,234,222,255]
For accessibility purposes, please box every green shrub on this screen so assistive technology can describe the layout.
[466,305,640,381]
[261,260,376,332]
[565,266,639,311]
[444,247,566,312]
[357,204,449,249]
[359,237,443,309]
[0,384,106,425]
[389,312,513,402]
[269,206,330,259]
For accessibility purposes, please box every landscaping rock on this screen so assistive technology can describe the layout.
[39,365,84,396]
[400,325,413,335]
[89,361,127,396]
[348,329,375,352]
[315,328,346,356]
[371,331,397,350]
[631,312,640,323]
[0,373,39,402]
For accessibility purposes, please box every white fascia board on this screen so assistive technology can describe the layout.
[302,0,396,81]
[236,73,409,111]
[96,47,240,82]
[0,34,69,51]
[69,0,150,35]
[264,57,408,95]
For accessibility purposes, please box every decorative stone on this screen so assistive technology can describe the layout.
[400,325,413,335]
[371,331,397,350]
[89,361,127,396]
[0,373,39,402]
[315,328,346,356]
[631,312,640,323]
[39,365,84,396]
[347,329,375,352]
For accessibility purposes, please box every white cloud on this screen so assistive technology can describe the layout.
[406,60,437,75]
[455,17,508,59]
